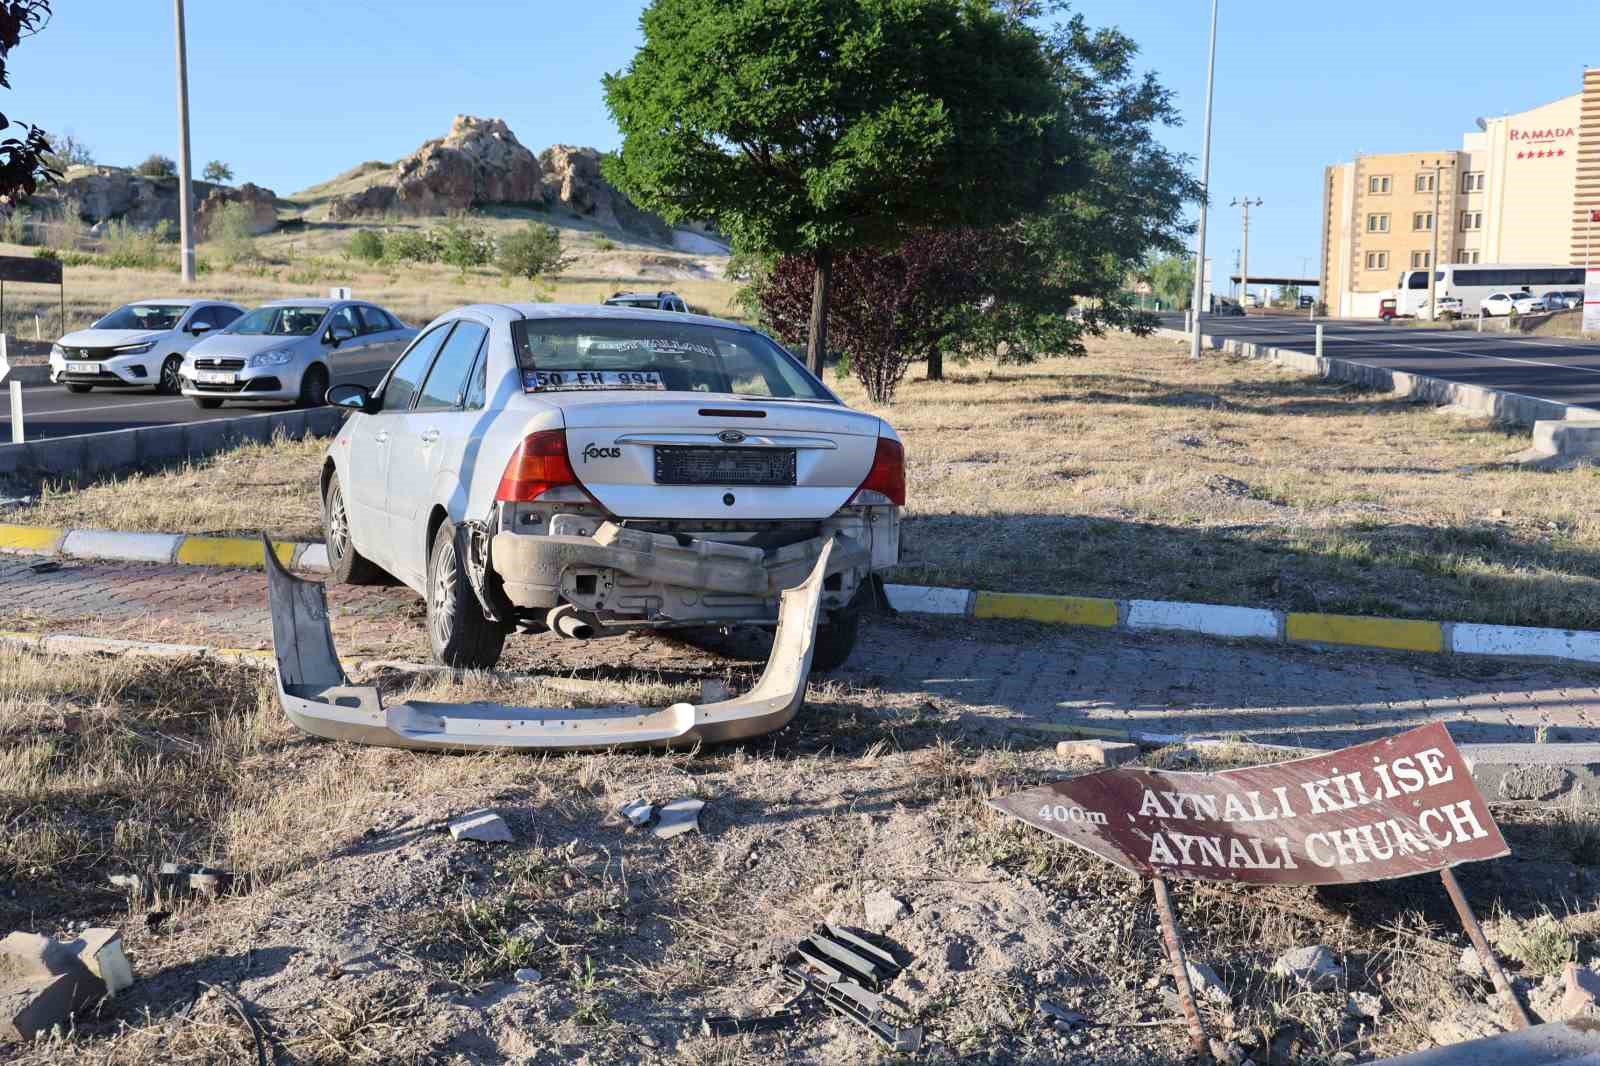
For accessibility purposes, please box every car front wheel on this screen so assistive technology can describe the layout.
[322,475,383,585]
[158,355,183,395]
[193,397,223,409]
[65,383,91,394]
[426,520,508,669]
[299,364,329,408]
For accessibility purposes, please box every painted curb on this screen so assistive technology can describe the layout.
[0,524,327,571]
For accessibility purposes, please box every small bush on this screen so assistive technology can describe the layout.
[135,153,177,179]
[346,230,384,262]
[100,220,173,269]
[593,235,616,251]
[381,229,438,264]
[32,245,58,260]
[435,218,494,272]
[209,202,256,266]
[497,222,567,280]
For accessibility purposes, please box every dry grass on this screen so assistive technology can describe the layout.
[10,329,1600,631]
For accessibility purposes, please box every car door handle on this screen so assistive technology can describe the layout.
[374,431,388,444]
[419,429,440,444]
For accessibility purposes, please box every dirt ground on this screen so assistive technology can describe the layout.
[5,625,1600,1065]
[9,331,1600,632]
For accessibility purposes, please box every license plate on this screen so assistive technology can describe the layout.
[194,370,236,385]
[66,362,96,373]
[654,446,797,486]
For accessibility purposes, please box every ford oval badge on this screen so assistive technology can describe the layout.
[718,429,746,444]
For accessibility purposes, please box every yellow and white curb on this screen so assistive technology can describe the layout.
[0,523,328,572]
[884,583,1600,667]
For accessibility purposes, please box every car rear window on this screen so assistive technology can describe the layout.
[511,318,831,401]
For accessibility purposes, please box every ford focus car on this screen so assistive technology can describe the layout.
[319,304,903,672]
[50,298,246,394]
[179,298,415,409]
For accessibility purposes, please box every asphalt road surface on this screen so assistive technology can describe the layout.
[0,348,398,441]
[1155,312,1600,410]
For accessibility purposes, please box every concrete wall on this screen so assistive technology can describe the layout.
[0,407,347,479]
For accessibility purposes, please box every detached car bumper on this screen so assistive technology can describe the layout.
[265,533,832,751]
[490,518,871,612]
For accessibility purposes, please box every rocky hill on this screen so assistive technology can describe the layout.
[43,166,280,238]
[291,115,678,242]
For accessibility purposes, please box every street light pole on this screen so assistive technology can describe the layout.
[1187,0,1219,358]
[1427,159,1444,319]
[174,0,196,283]
[1231,197,1262,308]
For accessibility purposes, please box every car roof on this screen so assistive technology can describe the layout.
[257,298,348,308]
[449,302,755,332]
[127,297,200,306]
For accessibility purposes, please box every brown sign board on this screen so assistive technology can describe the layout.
[989,723,1507,886]
[0,255,62,285]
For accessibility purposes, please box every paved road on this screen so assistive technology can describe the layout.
[0,348,398,440]
[1158,312,1600,410]
[5,555,1600,748]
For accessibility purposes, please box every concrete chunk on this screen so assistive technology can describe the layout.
[1055,739,1140,767]
[0,931,78,979]
[449,808,514,843]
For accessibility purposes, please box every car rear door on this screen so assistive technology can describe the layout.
[345,323,451,567]
[385,319,489,586]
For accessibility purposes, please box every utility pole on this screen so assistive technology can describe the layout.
[1231,198,1262,307]
[1187,0,1219,358]
[1426,158,1447,319]
[174,0,196,283]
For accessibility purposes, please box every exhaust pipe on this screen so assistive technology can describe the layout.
[547,604,596,641]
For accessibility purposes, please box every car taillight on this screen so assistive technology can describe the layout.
[851,436,905,507]
[496,430,579,502]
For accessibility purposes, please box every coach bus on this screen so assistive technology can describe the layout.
[1392,263,1585,317]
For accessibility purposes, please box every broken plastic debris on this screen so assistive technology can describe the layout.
[652,798,705,839]
[619,798,656,828]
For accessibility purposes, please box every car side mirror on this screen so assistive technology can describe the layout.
[328,325,356,347]
[327,383,372,411]
[189,320,212,335]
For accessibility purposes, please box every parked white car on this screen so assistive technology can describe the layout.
[319,304,903,671]
[1481,290,1543,316]
[179,298,415,409]
[49,299,246,394]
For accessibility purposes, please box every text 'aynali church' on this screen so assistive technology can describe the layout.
[1321,67,1599,318]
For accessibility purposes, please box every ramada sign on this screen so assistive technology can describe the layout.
[990,722,1507,886]
[1510,125,1576,160]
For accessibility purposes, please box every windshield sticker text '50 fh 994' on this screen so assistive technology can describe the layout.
[990,722,1507,886]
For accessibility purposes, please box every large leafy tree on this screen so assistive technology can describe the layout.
[603,0,1071,374]
[0,2,54,203]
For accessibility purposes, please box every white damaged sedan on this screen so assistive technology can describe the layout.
[320,304,903,671]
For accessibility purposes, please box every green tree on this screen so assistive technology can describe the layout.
[346,229,384,262]
[1147,255,1194,310]
[202,159,233,183]
[0,3,59,202]
[208,201,255,266]
[135,153,176,179]
[496,221,568,280]
[603,0,1071,375]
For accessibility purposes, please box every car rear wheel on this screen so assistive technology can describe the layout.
[809,609,859,673]
[298,364,329,408]
[65,383,91,394]
[427,520,508,669]
[193,397,223,409]
[322,475,383,585]
[158,355,183,395]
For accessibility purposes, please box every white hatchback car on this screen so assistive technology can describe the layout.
[1481,290,1542,316]
[50,298,246,394]
[319,304,903,671]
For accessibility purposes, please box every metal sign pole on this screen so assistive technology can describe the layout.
[1439,868,1531,1029]
[1151,877,1208,1053]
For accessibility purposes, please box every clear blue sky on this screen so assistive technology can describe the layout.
[7,1,1597,279]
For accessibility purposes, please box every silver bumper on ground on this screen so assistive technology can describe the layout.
[263,534,832,752]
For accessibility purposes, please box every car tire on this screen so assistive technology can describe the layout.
[321,474,383,585]
[809,609,860,673]
[427,519,507,670]
[158,355,183,395]
[65,383,92,394]
[193,397,223,409]
[298,364,329,408]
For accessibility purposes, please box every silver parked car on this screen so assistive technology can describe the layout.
[319,303,903,672]
[179,298,415,409]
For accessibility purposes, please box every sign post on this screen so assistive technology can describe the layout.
[990,723,1528,1037]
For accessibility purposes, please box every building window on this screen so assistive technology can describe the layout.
[1367,213,1390,233]
[1412,212,1434,231]
[1368,175,1391,194]
[1410,251,1432,269]
[1456,249,1481,264]
[1460,211,1482,230]
[1416,173,1435,193]
[1463,171,1485,192]
[1365,251,1389,270]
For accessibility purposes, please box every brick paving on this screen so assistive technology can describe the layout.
[6,557,1600,748]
